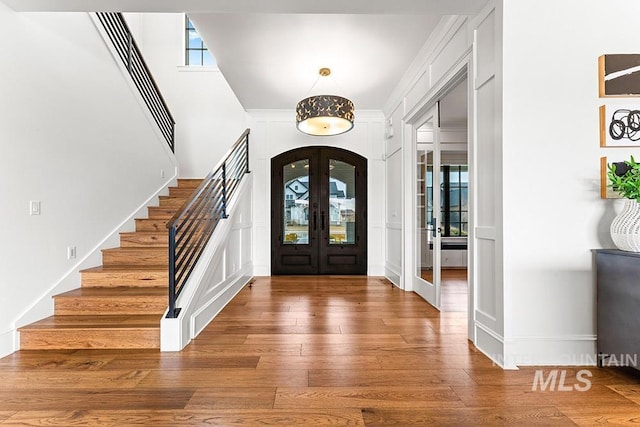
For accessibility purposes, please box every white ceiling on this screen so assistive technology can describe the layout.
[2,0,488,111]
[190,13,444,110]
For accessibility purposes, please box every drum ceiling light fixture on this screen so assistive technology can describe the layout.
[296,68,355,137]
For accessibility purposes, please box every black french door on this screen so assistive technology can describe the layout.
[271,147,367,275]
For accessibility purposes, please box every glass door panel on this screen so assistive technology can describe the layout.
[414,105,441,309]
[328,160,356,245]
[282,159,310,245]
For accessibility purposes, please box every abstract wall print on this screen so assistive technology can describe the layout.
[599,54,640,97]
[599,104,640,147]
[600,157,623,199]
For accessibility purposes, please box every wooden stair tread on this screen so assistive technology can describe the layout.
[102,247,167,254]
[19,315,161,330]
[80,265,167,274]
[55,287,166,298]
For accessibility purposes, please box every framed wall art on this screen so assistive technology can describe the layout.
[599,104,640,147]
[599,54,640,97]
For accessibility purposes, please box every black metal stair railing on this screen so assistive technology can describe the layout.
[166,129,250,318]
[96,12,176,152]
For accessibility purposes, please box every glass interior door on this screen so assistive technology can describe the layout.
[414,107,441,308]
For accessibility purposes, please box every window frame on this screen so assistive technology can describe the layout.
[426,164,468,237]
[184,15,215,67]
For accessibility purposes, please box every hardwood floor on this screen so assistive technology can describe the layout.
[421,268,468,312]
[2,276,640,425]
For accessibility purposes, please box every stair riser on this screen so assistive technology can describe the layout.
[102,250,167,266]
[20,329,159,350]
[177,179,203,188]
[169,187,198,197]
[147,207,179,219]
[135,219,169,232]
[158,197,189,208]
[55,297,167,316]
[120,233,168,247]
[81,271,167,288]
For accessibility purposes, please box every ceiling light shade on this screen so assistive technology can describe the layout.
[296,68,355,136]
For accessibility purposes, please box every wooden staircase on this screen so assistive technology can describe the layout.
[19,179,202,350]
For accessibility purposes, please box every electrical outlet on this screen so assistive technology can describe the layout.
[67,246,76,260]
[29,200,41,216]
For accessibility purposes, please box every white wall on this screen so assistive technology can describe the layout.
[248,110,386,276]
[0,6,177,356]
[502,0,640,366]
[124,13,248,178]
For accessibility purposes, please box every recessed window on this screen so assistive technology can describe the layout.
[185,16,215,66]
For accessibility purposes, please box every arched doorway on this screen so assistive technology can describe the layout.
[271,147,367,275]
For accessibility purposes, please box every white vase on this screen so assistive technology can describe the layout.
[611,199,640,252]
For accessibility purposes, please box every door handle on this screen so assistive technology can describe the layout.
[313,211,317,231]
[321,211,325,230]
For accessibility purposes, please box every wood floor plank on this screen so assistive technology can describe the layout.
[101,355,260,370]
[257,355,382,370]
[464,367,640,386]
[452,384,635,407]
[377,354,496,369]
[244,333,407,345]
[203,324,342,335]
[300,342,478,356]
[180,344,302,356]
[137,368,309,388]
[608,383,640,404]
[185,387,276,409]
[361,407,575,426]
[274,386,464,409]
[0,388,195,411]
[309,368,476,387]
[557,405,640,425]
[0,413,16,423]
[0,370,149,389]
[0,351,115,371]
[1,409,365,426]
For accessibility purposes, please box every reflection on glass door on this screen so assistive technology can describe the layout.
[283,159,310,245]
[328,160,356,245]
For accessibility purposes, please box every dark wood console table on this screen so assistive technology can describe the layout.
[595,249,640,368]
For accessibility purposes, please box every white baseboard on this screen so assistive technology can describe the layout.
[385,266,401,288]
[475,322,508,368]
[505,335,598,367]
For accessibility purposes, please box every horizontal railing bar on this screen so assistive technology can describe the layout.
[166,130,250,229]
[166,130,249,318]
[96,12,175,152]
